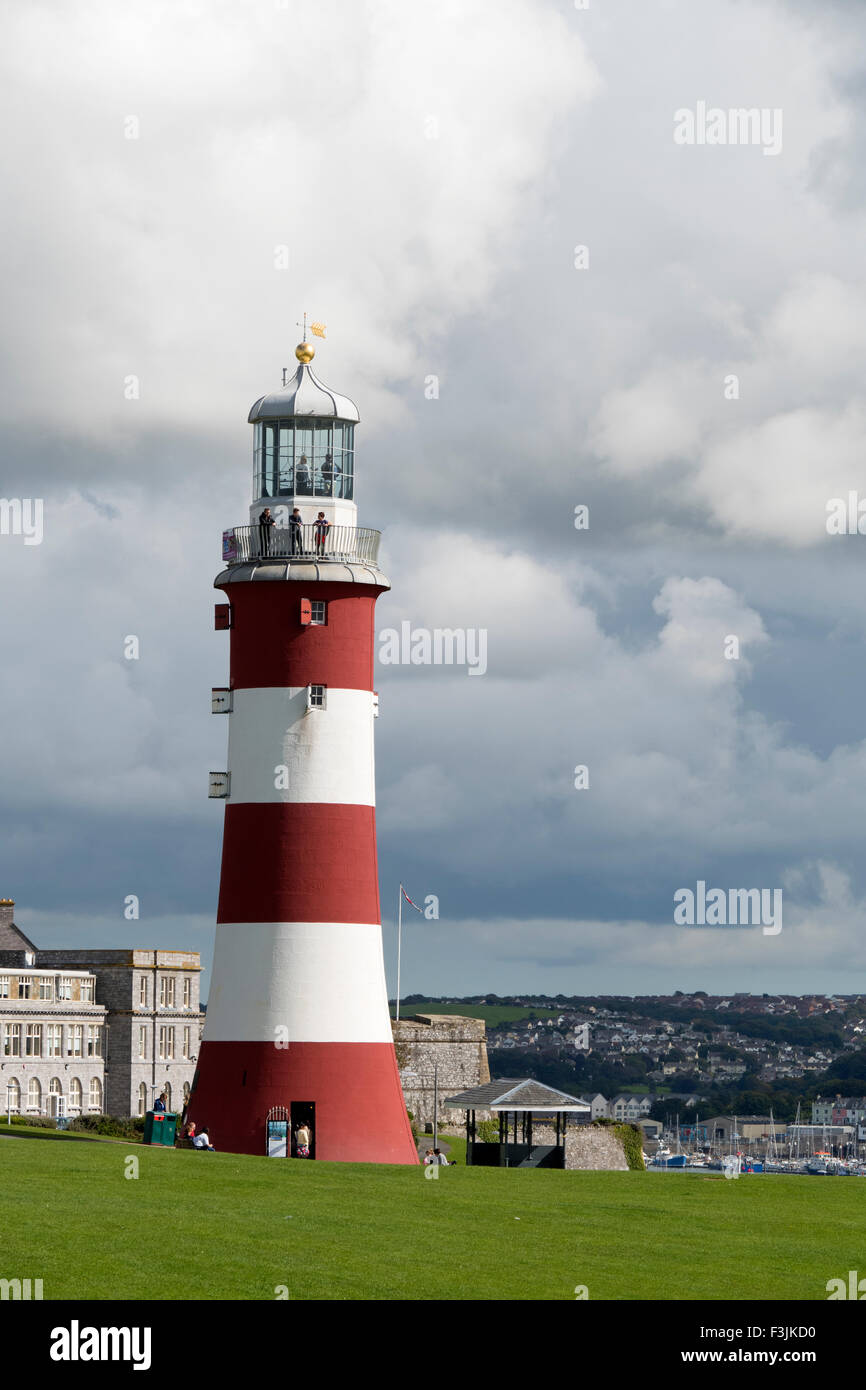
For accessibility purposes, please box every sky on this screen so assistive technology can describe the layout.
[1,0,866,1001]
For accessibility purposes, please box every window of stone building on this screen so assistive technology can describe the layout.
[89,1077,102,1112]
[19,976,32,999]
[39,976,53,1000]
[167,978,176,1008]
[159,976,167,1007]
[67,1025,83,1058]
[6,1077,20,1112]
[0,977,8,998]
[138,1026,147,1060]
[46,1024,62,1057]
[183,977,191,1008]
[183,1026,191,1058]
[87,1026,101,1057]
[25,1023,42,1057]
[57,978,73,1001]
[3,1024,21,1057]
[27,1077,41,1113]
[139,976,147,1007]
[138,1082,147,1117]
[81,978,94,1002]
[69,1077,82,1112]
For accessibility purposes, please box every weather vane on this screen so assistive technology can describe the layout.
[296,312,326,341]
[290,313,327,373]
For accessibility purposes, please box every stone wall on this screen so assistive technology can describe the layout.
[532,1123,630,1171]
[393,1014,490,1129]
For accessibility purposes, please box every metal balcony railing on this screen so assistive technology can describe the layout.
[223,524,381,566]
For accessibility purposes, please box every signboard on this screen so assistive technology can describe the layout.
[222,529,238,562]
[267,1119,288,1158]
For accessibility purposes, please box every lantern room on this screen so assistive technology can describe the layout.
[247,342,360,529]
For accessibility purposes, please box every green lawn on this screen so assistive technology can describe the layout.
[392,1003,559,1025]
[0,1123,139,1144]
[0,1134,862,1300]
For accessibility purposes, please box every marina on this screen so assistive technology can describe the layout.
[644,1108,866,1175]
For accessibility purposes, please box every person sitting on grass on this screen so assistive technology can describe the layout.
[192,1125,215,1151]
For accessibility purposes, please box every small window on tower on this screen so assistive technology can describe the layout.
[310,601,326,625]
[308,684,326,710]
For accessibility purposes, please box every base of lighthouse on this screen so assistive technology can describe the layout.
[190,1039,417,1163]
[189,919,418,1163]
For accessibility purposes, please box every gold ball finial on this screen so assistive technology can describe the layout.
[295,342,315,363]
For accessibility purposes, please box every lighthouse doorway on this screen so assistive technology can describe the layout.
[291,1102,316,1159]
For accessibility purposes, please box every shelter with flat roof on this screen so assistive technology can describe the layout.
[445,1078,590,1168]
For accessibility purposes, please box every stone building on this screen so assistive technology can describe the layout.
[392,1013,490,1129]
[37,947,203,1118]
[0,903,106,1119]
[0,899,203,1119]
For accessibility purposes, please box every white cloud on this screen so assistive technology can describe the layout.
[0,0,599,438]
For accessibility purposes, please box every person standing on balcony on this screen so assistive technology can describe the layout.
[289,506,304,555]
[258,506,275,556]
[314,511,330,557]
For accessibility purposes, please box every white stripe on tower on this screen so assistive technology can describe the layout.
[225,687,375,805]
[204,922,393,1042]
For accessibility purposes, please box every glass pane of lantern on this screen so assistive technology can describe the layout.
[295,424,313,494]
[278,422,294,496]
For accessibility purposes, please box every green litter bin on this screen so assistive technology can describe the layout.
[143,1111,178,1146]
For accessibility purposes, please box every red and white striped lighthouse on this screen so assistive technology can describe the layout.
[189,337,417,1164]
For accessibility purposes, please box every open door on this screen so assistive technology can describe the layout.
[291,1101,316,1159]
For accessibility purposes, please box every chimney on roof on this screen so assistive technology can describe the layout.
[0,899,14,929]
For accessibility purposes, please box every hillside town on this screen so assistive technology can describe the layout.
[405,992,866,1129]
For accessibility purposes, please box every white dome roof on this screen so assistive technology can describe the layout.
[248,360,360,423]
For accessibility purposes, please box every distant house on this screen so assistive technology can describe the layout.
[580,1093,609,1121]
[610,1094,644,1123]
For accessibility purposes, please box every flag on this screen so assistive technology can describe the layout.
[310,321,326,339]
[401,886,422,912]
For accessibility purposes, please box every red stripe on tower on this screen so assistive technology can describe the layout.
[188,336,417,1164]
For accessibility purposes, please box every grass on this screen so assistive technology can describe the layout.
[1,1133,864,1300]
[393,1003,559,1025]
[0,1123,131,1144]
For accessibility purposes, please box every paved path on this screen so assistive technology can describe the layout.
[416,1135,458,1160]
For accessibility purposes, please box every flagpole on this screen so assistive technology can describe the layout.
[396,883,403,1022]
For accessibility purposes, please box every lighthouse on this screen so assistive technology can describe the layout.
[189,336,418,1164]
